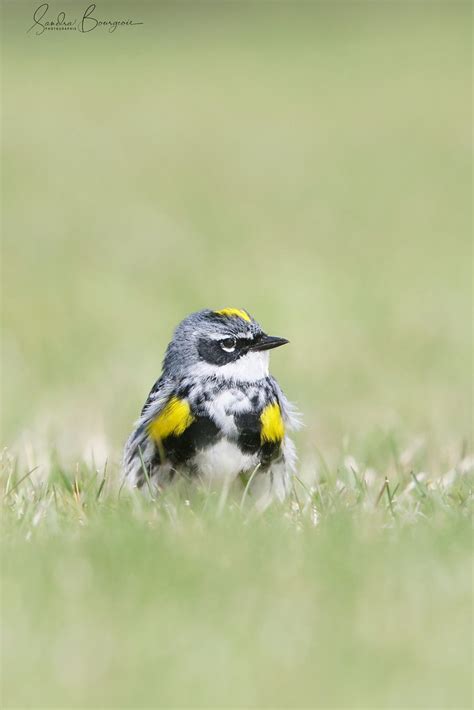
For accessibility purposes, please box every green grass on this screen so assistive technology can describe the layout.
[1,452,473,709]
[1,2,472,707]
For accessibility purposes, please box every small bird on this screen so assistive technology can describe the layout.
[123,308,300,505]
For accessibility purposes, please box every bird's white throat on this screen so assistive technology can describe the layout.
[190,350,270,382]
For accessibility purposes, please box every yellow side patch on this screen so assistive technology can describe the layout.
[215,307,251,322]
[260,402,285,443]
[148,396,194,442]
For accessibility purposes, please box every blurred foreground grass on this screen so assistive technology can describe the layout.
[1,451,473,709]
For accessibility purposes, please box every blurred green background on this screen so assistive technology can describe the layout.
[2,1,471,466]
[1,4,472,709]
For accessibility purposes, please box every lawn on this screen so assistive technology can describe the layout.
[2,456,472,708]
[1,2,472,708]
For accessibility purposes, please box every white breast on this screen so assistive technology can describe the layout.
[204,387,250,436]
[191,439,259,483]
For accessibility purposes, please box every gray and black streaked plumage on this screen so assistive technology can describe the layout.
[123,308,300,505]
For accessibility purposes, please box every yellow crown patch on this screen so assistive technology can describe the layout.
[215,307,251,322]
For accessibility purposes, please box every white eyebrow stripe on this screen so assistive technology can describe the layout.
[208,332,254,340]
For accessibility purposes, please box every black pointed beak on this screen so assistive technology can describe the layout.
[247,334,289,352]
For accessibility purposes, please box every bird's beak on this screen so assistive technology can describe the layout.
[247,334,289,352]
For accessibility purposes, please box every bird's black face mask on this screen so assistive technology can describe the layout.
[198,332,288,366]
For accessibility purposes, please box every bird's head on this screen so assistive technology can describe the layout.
[163,308,289,382]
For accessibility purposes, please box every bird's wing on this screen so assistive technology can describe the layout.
[140,375,171,417]
[123,376,176,481]
[268,376,303,432]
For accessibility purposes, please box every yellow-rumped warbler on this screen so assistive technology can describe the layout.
[123,308,300,504]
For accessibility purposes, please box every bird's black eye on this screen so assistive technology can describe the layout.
[220,337,237,353]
